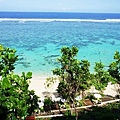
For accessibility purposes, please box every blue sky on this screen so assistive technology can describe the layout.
[0,0,120,13]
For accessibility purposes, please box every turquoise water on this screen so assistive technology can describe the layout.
[0,21,120,76]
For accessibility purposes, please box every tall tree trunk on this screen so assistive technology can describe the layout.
[73,101,78,120]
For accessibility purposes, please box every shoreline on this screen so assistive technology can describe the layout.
[14,71,53,78]
[12,71,119,98]
[0,72,118,99]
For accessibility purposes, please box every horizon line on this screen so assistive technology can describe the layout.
[0,11,120,14]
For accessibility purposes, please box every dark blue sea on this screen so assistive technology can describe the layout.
[0,12,120,76]
[0,12,120,19]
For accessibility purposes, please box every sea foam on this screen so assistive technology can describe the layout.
[0,18,120,23]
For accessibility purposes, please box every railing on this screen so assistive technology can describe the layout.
[35,99,120,119]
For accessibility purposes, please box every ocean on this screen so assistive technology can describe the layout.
[0,12,120,76]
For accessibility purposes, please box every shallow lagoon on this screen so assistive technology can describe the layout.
[0,21,120,76]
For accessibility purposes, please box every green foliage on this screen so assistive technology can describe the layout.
[27,90,39,115]
[57,80,68,99]
[79,102,120,120]
[0,45,18,76]
[0,72,33,119]
[43,97,53,112]
[93,62,115,91]
[1,44,118,119]
[108,51,120,84]
[50,102,120,120]
[52,46,118,106]
[64,110,72,117]
[45,77,57,88]
[0,45,39,119]
[53,46,92,108]
[0,72,38,118]
[44,97,53,106]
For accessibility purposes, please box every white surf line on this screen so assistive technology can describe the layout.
[0,18,120,22]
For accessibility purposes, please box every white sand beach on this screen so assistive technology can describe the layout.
[1,74,118,98]
[29,75,119,99]
[28,75,59,98]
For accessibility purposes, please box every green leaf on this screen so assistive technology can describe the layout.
[26,72,32,79]
[2,77,11,89]
[0,45,4,51]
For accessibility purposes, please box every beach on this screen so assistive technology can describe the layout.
[28,74,59,97]
[28,74,119,99]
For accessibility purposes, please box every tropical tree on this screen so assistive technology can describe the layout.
[108,51,120,96]
[108,51,120,84]
[92,61,116,93]
[0,45,39,119]
[52,46,92,119]
[0,72,32,119]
